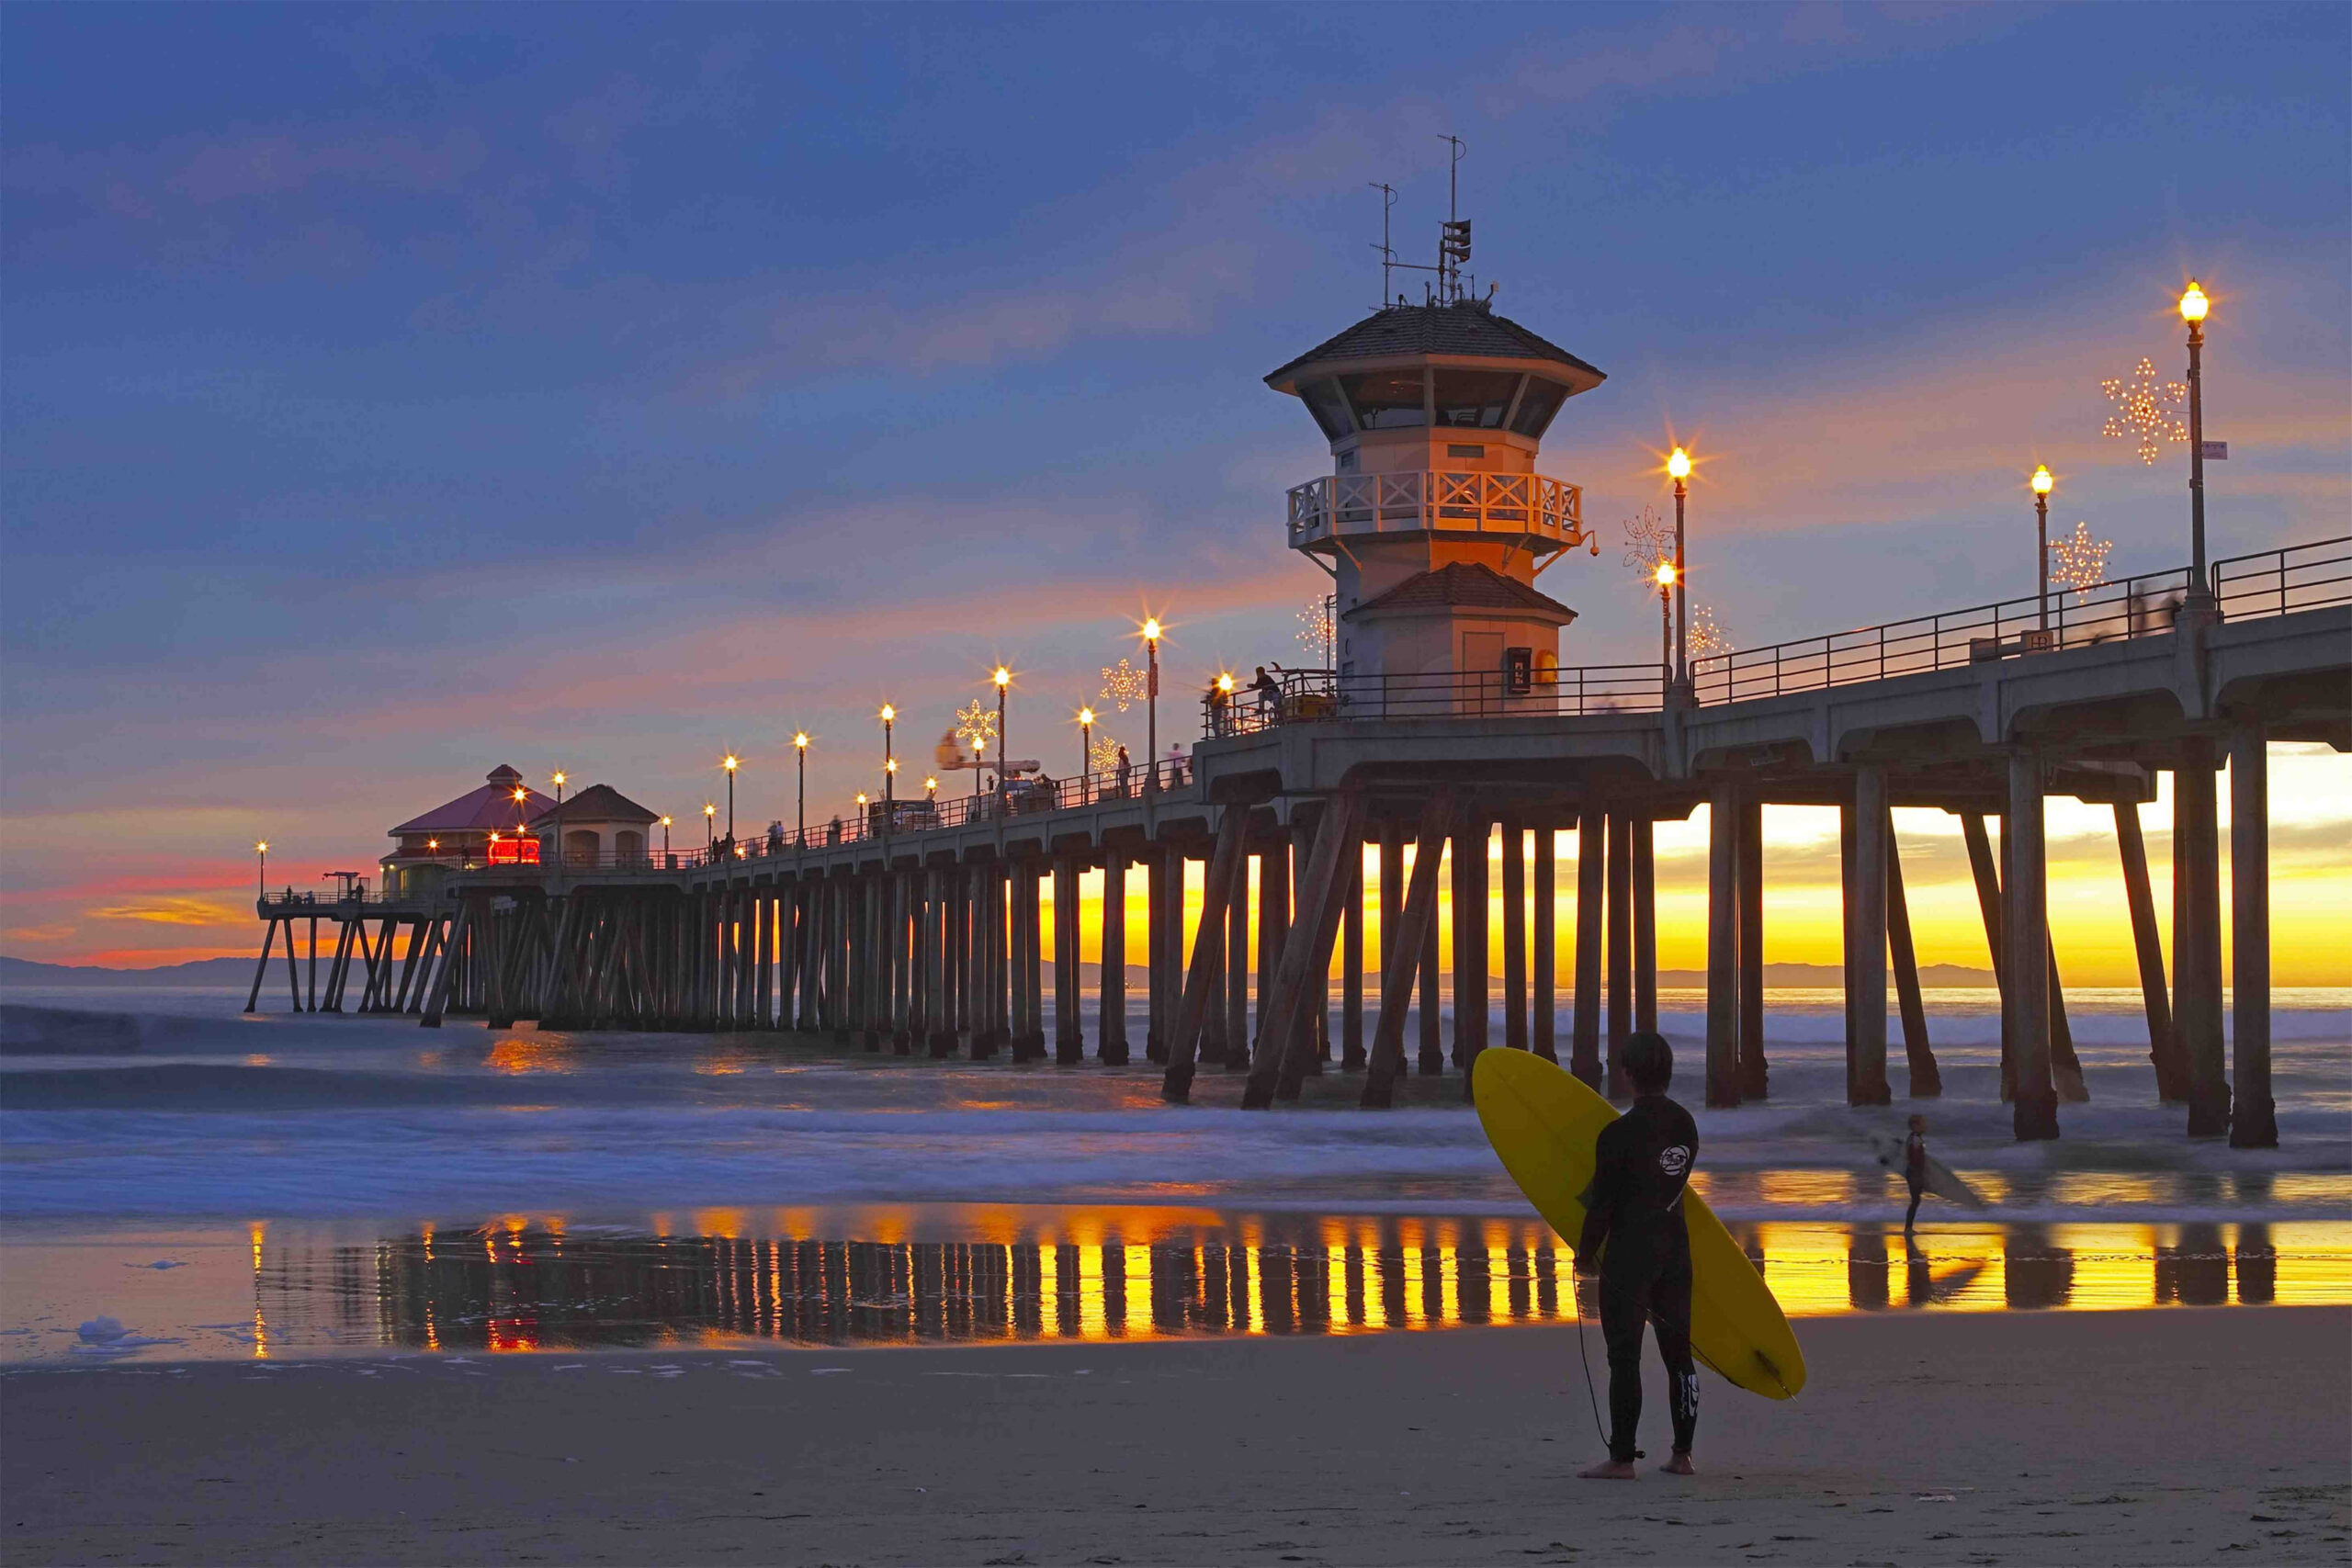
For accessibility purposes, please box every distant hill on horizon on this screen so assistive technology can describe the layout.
[0,954,254,987]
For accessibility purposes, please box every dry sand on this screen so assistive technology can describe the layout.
[5,1307,2346,1566]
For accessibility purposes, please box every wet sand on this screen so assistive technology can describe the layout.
[5,1307,2346,1566]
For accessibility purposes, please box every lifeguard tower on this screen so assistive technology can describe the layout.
[1265,216,1603,713]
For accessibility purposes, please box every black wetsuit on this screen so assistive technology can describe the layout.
[1577,1093,1700,1463]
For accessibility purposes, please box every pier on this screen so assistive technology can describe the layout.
[246,294,2349,1147]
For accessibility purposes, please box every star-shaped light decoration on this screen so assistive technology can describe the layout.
[953,699,997,756]
[1687,606,1735,663]
[2099,356,2188,465]
[1620,506,1675,588]
[2048,521,2115,598]
[1296,595,1335,665]
[1087,735,1125,773]
[1099,658,1148,713]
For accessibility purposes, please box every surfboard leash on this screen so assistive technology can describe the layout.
[1568,1269,1609,1450]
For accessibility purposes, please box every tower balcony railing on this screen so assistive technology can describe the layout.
[1286,470,1585,550]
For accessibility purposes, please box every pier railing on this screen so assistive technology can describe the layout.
[1690,565,2199,703]
[1286,470,1585,550]
[2212,536,2352,619]
[1207,662,1661,736]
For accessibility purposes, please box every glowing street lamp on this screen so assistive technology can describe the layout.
[879,705,896,823]
[1077,705,1096,801]
[255,840,268,898]
[720,754,739,842]
[660,815,672,860]
[1666,447,1692,695]
[2180,279,2213,611]
[992,666,1012,807]
[2030,465,2055,635]
[703,801,717,852]
[1139,619,1162,793]
[792,732,809,848]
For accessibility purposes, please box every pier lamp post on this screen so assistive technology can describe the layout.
[925,776,938,815]
[1667,448,1692,698]
[856,791,869,837]
[721,755,739,842]
[993,667,1012,807]
[2030,465,2054,636]
[1140,619,1162,793]
[660,816,672,861]
[550,771,567,868]
[1654,561,1677,693]
[255,841,267,899]
[793,732,809,847]
[2180,280,2212,614]
[703,802,716,852]
[880,705,896,820]
[1078,706,1096,801]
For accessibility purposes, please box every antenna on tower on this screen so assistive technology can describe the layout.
[1436,135,1471,302]
[1367,181,1397,310]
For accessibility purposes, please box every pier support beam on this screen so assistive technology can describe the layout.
[1886,818,1940,1098]
[1365,795,1458,1107]
[1224,845,1250,1072]
[1570,805,1603,1090]
[2230,727,2277,1148]
[2006,751,2060,1140]
[1054,856,1083,1064]
[1501,816,1528,1053]
[1962,812,2014,1100]
[1533,825,1557,1064]
[1252,792,1366,1106]
[2177,737,2231,1136]
[2115,801,2184,1100]
[1704,781,1741,1108]
[1341,845,1366,1070]
[1737,794,1767,1100]
[1633,817,1657,1036]
[1145,850,1169,1065]
[1255,840,1288,1068]
[1850,764,1894,1106]
[1605,808,1632,1099]
[1454,812,1490,1086]
[1099,849,1129,1065]
[1162,806,1250,1102]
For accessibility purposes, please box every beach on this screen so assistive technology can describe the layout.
[6,1307,2346,1566]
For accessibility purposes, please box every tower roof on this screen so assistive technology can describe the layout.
[1342,561,1577,626]
[1265,300,1605,393]
[388,765,553,836]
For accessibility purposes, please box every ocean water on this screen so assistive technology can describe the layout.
[2,984,2346,1362]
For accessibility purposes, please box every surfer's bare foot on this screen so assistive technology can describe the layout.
[1659,1451,1695,1475]
[1577,1460,1638,1480]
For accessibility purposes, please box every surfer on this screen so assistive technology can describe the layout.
[1903,1114,1928,1235]
[1574,1032,1701,1480]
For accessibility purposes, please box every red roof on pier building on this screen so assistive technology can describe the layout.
[388,765,553,836]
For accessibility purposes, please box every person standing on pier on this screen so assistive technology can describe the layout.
[1576,1032,1701,1480]
[1115,745,1132,798]
[1904,1114,1930,1235]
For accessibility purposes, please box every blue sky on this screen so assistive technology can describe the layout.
[4,3,2346,963]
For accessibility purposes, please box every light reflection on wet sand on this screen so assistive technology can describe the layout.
[6,1207,2346,1363]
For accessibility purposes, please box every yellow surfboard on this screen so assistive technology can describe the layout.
[1471,1047,1806,1400]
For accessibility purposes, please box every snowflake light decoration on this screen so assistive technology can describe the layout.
[1087,735,1125,774]
[1099,658,1148,713]
[2099,356,2188,465]
[2048,521,2115,597]
[1620,506,1675,587]
[953,699,997,756]
[1296,595,1335,665]
[1687,606,1735,662]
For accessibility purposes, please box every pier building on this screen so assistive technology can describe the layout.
[247,280,2349,1152]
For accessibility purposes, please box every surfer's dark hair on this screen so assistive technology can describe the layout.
[1624,1032,1673,1092]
